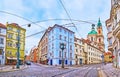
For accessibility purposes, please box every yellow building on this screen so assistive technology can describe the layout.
[6,23,26,65]
[104,52,112,63]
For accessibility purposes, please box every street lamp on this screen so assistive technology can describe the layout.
[16,24,31,69]
[60,43,66,68]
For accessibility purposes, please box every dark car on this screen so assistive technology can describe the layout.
[25,61,31,65]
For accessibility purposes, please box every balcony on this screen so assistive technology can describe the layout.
[107,32,112,39]
[113,21,120,39]
[108,45,113,52]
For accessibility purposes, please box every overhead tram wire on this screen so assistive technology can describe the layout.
[0,10,46,29]
[58,0,82,38]
[26,22,77,38]
[26,19,95,25]
[26,30,46,38]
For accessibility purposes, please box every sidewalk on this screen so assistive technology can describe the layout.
[0,65,28,73]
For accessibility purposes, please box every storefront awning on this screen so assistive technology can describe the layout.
[7,57,22,60]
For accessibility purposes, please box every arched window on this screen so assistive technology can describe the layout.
[98,30,101,34]
[99,38,101,42]
[91,37,93,41]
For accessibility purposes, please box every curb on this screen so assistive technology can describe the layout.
[0,66,28,73]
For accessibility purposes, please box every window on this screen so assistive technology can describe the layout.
[76,49,78,52]
[8,34,13,39]
[64,36,66,41]
[52,29,54,33]
[107,26,112,32]
[70,38,72,42]
[8,27,13,30]
[0,49,3,55]
[16,29,21,33]
[75,39,77,42]
[52,36,54,40]
[64,30,66,34]
[75,44,77,47]
[59,28,62,32]
[70,53,72,58]
[99,38,101,42]
[70,45,72,50]
[0,29,1,33]
[0,38,4,44]
[52,43,54,49]
[109,38,112,45]
[91,37,93,41]
[59,35,62,40]
[7,42,12,47]
[98,30,101,34]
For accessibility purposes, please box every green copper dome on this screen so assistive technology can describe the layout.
[97,18,102,27]
[88,30,97,35]
[88,24,97,35]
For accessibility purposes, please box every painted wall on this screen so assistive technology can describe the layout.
[47,25,75,65]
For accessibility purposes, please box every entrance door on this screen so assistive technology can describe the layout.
[50,59,52,65]
[59,60,61,64]
[70,61,72,65]
[65,60,67,64]
[80,59,82,65]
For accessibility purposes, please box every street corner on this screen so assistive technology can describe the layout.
[0,65,28,73]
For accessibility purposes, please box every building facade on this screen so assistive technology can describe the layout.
[6,23,26,65]
[83,39,103,64]
[29,46,38,63]
[38,29,49,64]
[106,0,120,68]
[0,23,6,65]
[104,52,113,63]
[38,24,75,65]
[87,19,105,52]
[74,37,85,65]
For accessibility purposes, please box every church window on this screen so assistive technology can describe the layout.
[91,37,93,41]
[99,38,101,42]
[98,30,101,34]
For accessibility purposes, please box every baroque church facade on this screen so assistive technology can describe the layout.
[87,18,105,52]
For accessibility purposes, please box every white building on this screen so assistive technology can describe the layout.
[74,37,85,65]
[106,0,120,68]
[83,39,103,64]
[0,23,6,65]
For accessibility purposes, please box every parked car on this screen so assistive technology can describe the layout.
[25,61,31,65]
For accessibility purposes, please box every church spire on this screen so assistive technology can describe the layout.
[97,18,102,27]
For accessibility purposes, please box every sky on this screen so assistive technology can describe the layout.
[0,0,111,55]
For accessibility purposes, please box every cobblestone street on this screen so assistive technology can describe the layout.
[0,63,118,77]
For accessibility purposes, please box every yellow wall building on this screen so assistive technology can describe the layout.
[104,52,112,63]
[6,23,26,65]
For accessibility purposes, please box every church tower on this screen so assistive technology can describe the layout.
[97,18,105,52]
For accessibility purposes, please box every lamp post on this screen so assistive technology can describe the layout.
[16,24,31,69]
[60,43,66,68]
[16,29,20,69]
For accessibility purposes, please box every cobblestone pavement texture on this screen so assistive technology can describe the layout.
[0,63,118,77]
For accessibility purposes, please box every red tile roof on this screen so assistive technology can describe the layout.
[9,23,22,28]
[0,23,6,29]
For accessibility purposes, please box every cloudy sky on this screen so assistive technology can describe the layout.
[0,0,111,55]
